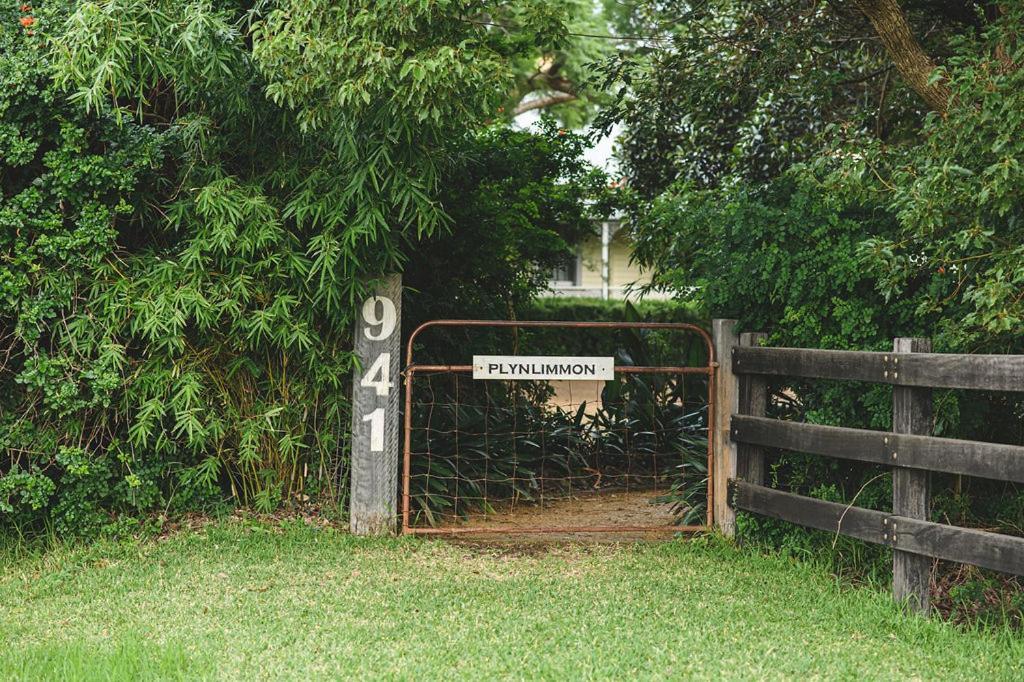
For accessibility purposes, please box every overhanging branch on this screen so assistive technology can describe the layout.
[853,0,951,114]
[513,91,577,116]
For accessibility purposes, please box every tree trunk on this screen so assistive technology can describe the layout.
[854,0,951,115]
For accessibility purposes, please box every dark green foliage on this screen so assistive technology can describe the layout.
[524,297,701,323]
[408,386,588,524]
[610,2,1024,591]
[607,0,1024,353]
[1,5,168,535]
[3,0,363,533]
[596,0,937,198]
[404,125,612,327]
[940,571,1024,629]
[629,163,1023,588]
[1,0,579,538]
[521,298,705,363]
[818,6,1024,350]
[632,177,926,347]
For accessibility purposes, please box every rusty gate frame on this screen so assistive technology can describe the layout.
[401,320,717,535]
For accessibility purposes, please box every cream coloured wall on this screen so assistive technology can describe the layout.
[546,219,667,300]
[578,235,603,290]
[608,231,650,290]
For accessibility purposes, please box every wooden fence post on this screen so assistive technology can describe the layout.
[712,319,739,536]
[892,337,933,613]
[350,274,403,535]
[737,332,768,486]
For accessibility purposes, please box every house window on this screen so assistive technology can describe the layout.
[550,254,578,286]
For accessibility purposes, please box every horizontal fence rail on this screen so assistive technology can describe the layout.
[712,321,1024,615]
[732,481,1024,577]
[731,415,1024,484]
[732,346,1024,392]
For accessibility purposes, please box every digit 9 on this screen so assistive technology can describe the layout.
[361,296,396,340]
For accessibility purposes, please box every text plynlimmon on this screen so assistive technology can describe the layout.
[472,356,615,380]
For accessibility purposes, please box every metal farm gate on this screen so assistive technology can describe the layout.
[400,320,717,536]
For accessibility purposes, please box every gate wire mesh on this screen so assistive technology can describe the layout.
[401,321,716,535]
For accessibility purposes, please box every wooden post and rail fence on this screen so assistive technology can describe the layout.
[712,319,1024,614]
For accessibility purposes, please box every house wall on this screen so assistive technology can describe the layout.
[579,235,603,290]
[549,221,663,300]
[609,231,648,292]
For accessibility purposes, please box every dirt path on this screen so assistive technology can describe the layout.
[438,488,684,543]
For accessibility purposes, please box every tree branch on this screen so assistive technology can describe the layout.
[853,0,951,114]
[513,91,577,116]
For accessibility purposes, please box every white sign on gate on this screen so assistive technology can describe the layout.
[473,355,615,381]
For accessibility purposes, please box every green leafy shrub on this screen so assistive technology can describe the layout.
[408,385,588,525]
[2,0,574,539]
[815,6,1024,352]
[605,0,1024,623]
[520,298,706,363]
[632,173,1024,582]
[524,297,701,323]
[941,572,1024,629]
[1,4,167,535]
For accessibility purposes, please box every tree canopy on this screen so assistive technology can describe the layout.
[603,0,1024,351]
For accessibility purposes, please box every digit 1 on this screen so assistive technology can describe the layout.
[362,408,385,452]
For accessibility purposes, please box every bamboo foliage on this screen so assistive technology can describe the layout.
[1,0,568,535]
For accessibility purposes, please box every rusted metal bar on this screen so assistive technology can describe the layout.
[706,361,716,529]
[405,319,715,370]
[401,357,415,535]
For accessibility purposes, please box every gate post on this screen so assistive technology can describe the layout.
[892,337,933,613]
[350,274,403,535]
[737,332,768,486]
[712,320,739,537]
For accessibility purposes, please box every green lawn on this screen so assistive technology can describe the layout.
[1,522,1021,681]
